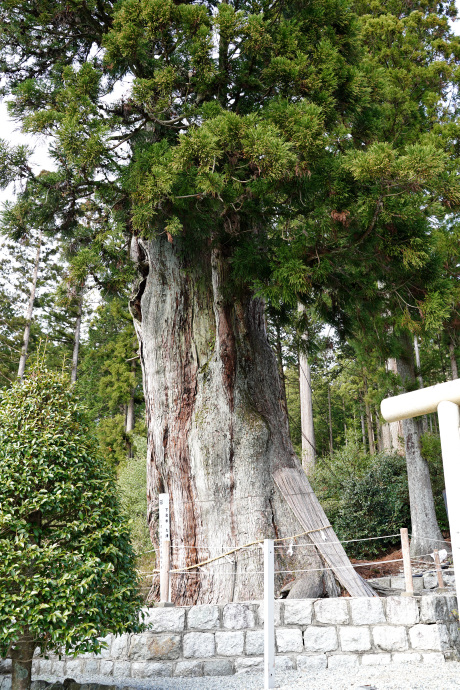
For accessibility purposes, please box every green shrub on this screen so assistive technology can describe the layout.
[312,440,411,558]
[0,364,144,690]
[332,454,411,558]
[96,414,128,466]
[117,436,155,600]
[117,435,152,559]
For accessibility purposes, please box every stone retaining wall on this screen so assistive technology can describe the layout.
[3,595,460,680]
[369,569,455,593]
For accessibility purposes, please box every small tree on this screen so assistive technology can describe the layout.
[0,363,144,690]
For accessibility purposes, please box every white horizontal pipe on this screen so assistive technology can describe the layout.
[381,378,460,423]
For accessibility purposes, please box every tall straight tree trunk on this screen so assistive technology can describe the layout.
[17,231,42,380]
[131,236,374,604]
[375,405,383,452]
[382,358,405,454]
[395,346,448,557]
[360,411,366,449]
[365,402,375,455]
[125,354,136,459]
[274,320,289,424]
[126,385,135,435]
[11,633,36,690]
[363,375,375,455]
[70,288,84,384]
[449,340,458,380]
[327,385,333,455]
[413,336,428,433]
[297,305,316,475]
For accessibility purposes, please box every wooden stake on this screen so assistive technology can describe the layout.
[160,539,171,603]
[433,549,445,589]
[400,528,414,596]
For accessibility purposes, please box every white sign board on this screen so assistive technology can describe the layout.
[159,493,170,542]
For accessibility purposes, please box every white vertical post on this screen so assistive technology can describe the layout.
[437,401,460,608]
[159,493,172,605]
[264,539,275,690]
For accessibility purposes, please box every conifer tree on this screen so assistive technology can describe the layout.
[1,0,460,601]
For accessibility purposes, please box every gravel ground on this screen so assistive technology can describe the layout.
[34,663,460,690]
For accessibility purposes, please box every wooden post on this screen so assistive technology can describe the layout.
[433,550,445,590]
[264,539,275,690]
[400,528,414,596]
[158,493,174,607]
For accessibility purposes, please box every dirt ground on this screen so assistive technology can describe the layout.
[352,535,452,579]
[351,547,405,579]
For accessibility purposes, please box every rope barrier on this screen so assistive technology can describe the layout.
[137,552,439,578]
[165,526,331,574]
[135,531,404,557]
[137,556,408,577]
[274,533,402,548]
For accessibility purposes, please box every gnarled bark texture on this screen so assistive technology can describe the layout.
[131,236,374,604]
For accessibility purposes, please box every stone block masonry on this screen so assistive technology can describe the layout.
[3,595,458,681]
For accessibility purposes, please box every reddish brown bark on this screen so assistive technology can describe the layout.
[131,236,373,603]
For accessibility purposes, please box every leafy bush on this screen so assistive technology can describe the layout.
[313,440,411,558]
[332,454,411,558]
[0,364,144,689]
[96,413,128,465]
[117,435,152,559]
[117,436,155,600]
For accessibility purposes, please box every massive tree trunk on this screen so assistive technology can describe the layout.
[17,231,42,380]
[395,351,448,557]
[131,236,374,604]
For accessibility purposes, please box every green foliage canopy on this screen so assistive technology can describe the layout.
[0,0,459,338]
